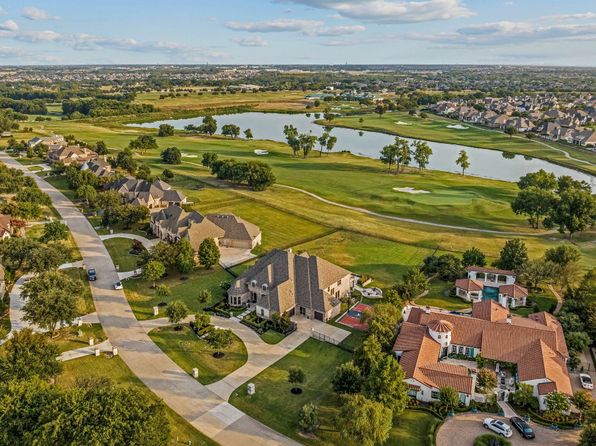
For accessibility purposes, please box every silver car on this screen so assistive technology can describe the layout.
[483,418,513,438]
[580,373,593,390]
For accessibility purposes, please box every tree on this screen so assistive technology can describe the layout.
[412,140,433,171]
[201,152,218,168]
[326,135,337,155]
[166,300,189,327]
[128,135,158,154]
[288,366,306,391]
[245,161,276,191]
[115,148,137,173]
[380,143,398,172]
[353,334,384,377]
[511,186,557,229]
[519,259,557,290]
[21,270,81,335]
[283,124,300,156]
[545,245,582,289]
[136,163,152,180]
[545,391,570,421]
[158,124,175,137]
[142,260,165,288]
[221,124,240,138]
[198,238,220,269]
[476,368,497,394]
[565,331,591,354]
[155,284,171,298]
[579,424,596,446]
[496,239,528,272]
[206,328,233,357]
[198,289,212,304]
[41,220,68,243]
[317,131,329,156]
[244,128,253,139]
[194,312,211,330]
[336,394,392,446]
[0,236,39,273]
[76,184,97,206]
[160,146,181,164]
[545,188,596,239]
[331,361,362,394]
[173,237,195,273]
[299,133,318,158]
[161,168,174,179]
[29,242,70,274]
[199,115,217,135]
[518,169,557,191]
[511,383,538,410]
[298,403,320,434]
[395,268,428,301]
[364,355,408,418]
[395,138,411,173]
[95,140,108,155]
[439,386,460,413]
[504,125,517,138]
[456,149,470,175]
[368,303,400,349]
[0,329,62,381]
[462,247,486,267]
[572,390,595,425]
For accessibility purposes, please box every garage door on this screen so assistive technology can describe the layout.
[314,311,324,321]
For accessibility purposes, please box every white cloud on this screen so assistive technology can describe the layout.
[314,25,365,36]
[21,6,58,21]
[226,18,323,33]
[0,19,18,31]
[285,0,474,24]
[540,12,596,21]
[15,30,61,42]
[233,36,269,47]
[406,20,596,46]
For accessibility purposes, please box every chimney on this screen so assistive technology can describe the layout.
[424,306,431,315]
[506,314,512,325]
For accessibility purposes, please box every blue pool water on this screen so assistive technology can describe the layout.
[483,286,499,301]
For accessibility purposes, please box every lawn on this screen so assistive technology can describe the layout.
[415,280,470,311]
[103,237,145,272]
[45,174,78,201]
[330,112,596,176]
[61,267,96,316]
[124,267,233,320]
[25,223,82,262]
[229,338,353,446]
[149,325,247,385]
[388,409,442,446]
[511,290,558,317]
[57,355,217,446]
[260,329,285,344]
[0,313,10,339]
[51,323,106,353]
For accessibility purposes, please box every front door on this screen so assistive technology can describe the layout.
[314,311,324,321]
[299,307,306,316]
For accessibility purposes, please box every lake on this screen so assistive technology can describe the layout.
[131,112,595,186]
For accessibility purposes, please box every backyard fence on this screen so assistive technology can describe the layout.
[310,329,341,346]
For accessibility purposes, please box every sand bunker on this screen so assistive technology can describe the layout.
[395,121,411,125]
[181,152,197,158]
[254,150,269,155]
[446,124,469,130]
[393,187,430,194]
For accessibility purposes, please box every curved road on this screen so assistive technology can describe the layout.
[0,152,300,446]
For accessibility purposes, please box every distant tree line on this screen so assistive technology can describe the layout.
[201,152,275,191]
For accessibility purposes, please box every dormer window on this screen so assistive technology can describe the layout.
[262,284,268,291]
[251,280,257,287]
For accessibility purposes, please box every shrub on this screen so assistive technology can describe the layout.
[474,434,511,446]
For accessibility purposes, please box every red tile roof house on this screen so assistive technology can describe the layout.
[394,301,571,411]
[455,266,528,309]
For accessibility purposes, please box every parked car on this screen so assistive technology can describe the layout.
[580,373,593,390]
[483,418,513,438]
[113,281,123,290]
[510,416,535,439]
[87,268,97,281]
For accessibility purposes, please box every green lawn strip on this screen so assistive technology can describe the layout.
[149,325,247,385]
[15,156,46,166]
[260,329,286,344]
[388,409,442,446]
[0,314,10,339]
[229,338,353,446]
[415,280,470,311]
[103,237,145,272]
[61,267,96,315]
[45,175,78,201]
[51,323,106,353]
[124,268,233,320]
[328,112,596,175]
[511,290,558,317]
[57,355,217,446]
[27,165,42,171]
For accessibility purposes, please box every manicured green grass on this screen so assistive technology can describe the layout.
[15,156,46,166]
[260,329,286,344]
[27,165,43,171]
[294,230,445,287]
[149,325,247,385]
[25,223,82,262]
[512,291,558,317]
[388,409,442,446]
[330,112,596,175]
[0,314,10,339]
[45,175,77,201]
[51,323,106,353]
[61,267,96,315]
[229,338,352,446]
[103,237,145,272]
[57,355,217,446]
[415,280,470,311]
[124,268,233,320]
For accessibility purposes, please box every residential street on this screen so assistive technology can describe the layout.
[0,152,301,446]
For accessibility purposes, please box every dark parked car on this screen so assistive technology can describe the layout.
[510,416,535,439]
[87,268,97,281]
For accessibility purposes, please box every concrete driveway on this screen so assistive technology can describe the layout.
[437,413,580,446]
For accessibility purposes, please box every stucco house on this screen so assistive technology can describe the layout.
[394,301,571,411]
[227,248,353,322]
[109,178,188,209]
[150,204,261,253]
[455,266,528,309]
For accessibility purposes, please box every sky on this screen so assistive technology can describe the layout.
[0,0,595,66]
